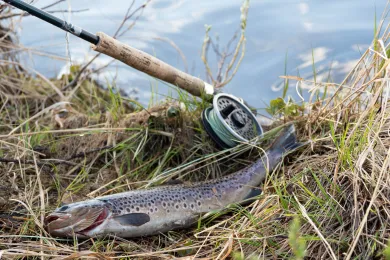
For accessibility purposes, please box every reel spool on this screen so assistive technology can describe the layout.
[201,93,263,148]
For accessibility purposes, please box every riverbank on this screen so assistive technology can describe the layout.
[1,3,390,260]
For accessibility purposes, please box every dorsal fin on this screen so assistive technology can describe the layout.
[113,213,150,226]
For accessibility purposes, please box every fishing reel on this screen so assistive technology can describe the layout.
[201,93,263,148]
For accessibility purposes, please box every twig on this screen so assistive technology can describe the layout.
[0,8,89,19]
[57,0,150,100]
[40,0,67,10]
[201,25,216,85]
[200,1,249,89]
[61,54,100,92]
[0,146,114,167]
[112,0,136,38]
[0,157,75,167]
[116,0,152,38]
[218,36,246,88]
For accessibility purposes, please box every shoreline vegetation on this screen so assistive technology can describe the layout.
[1,1,390,259]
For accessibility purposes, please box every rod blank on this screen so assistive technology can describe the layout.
[3,0,99,44]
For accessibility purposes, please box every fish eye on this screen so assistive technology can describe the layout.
[57,109,69,118]
[59,205,69,211]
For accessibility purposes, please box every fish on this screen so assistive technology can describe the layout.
[45,124,302,238]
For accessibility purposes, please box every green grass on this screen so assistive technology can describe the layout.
[1,2,390,260]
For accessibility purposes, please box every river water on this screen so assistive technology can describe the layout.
[16,0,386,107]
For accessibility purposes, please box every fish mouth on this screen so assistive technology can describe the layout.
[45,207,108,237]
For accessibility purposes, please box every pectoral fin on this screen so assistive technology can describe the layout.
[113,213,150,226]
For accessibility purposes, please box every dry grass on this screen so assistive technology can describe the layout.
[1,1,390,260]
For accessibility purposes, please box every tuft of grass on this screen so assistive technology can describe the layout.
[384,240,390,260]
[288,217,307,260]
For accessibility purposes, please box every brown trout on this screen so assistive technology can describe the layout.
[45,125,301,238]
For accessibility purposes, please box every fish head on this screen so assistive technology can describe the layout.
[45,200,110,238]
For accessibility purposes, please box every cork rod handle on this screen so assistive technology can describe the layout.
[92,32,214,98]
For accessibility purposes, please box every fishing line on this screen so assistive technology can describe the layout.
[201,93,263,148]
[204,107,237,147]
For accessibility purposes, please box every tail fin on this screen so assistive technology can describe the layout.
[268,124,304,155]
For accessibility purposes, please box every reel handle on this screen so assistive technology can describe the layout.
[92,32,214,98]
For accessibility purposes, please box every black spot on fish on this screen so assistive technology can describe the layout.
[136,207,139,211]
[113,213,150,227]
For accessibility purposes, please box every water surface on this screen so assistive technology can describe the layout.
[17,0,386,107]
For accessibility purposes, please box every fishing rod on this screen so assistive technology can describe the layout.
[2,0,263,148]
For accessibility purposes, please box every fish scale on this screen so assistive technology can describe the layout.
[45,125,302,238]
[100,171,254,216]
